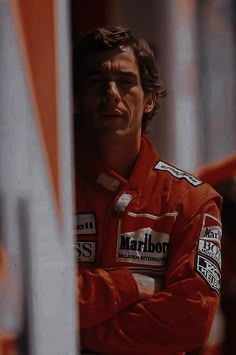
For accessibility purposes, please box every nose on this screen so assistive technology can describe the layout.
[103,81,121,104]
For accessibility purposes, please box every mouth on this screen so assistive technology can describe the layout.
[98,112,123,120]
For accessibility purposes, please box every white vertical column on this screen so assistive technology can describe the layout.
[0,1,78,354]
[165,0,200,171]
[197,0,236,163]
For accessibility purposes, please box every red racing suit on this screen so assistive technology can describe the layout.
[75,135,222,355]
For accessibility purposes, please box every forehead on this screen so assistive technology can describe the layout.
[82,48,140,74]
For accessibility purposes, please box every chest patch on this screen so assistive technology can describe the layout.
[75,241,96,263]
[116,227,170,267]
[154,160,202,187]
[74,213,97,235]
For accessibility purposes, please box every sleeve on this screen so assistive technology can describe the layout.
[0,247,18,354]
[78,267,139,328]
[0,335,17,355]
[0,245,6,283]
[80,195,222,353]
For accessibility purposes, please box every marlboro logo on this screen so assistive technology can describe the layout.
[116,228,170,266]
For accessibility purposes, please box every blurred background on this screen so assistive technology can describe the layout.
[71,0,236,172]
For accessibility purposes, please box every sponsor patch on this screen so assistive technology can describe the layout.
[198,239,221,269]
[195,255,220,294]
[199,214,222,243]
[200,225,222,243]
[116,227,170,267]
[74,241,96,262]
[74,213,96,235]
[154,161,202,187]
[200,226,222,242]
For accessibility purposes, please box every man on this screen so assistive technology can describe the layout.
[73,26,222,354]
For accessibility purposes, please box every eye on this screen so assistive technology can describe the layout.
[117,77,135,87]
[88,75,104,83]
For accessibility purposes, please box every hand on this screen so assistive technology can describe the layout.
[132,272,164,300]
[132,273,155,300]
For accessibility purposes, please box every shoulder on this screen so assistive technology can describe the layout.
[154,160,202,188]
[152,159,222,214]
[139,136,222,214]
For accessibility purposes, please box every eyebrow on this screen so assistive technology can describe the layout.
[118,71,138,78]
[85,69,138,79]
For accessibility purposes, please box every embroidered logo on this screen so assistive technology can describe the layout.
[195,213,222,293]
[198,239,221,269]
[116,227,170,267]
[195,255,220,294]
[74,213,96,235]
[154,161,202,187]
[74,241,96,263]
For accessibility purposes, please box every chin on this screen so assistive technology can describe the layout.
[95,125,127,134]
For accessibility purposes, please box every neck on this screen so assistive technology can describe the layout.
[95,134,142,178]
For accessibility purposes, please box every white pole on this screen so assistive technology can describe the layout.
[165,0,200,172]
[0,1,78,354]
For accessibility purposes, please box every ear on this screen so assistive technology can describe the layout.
[144,93,156,113]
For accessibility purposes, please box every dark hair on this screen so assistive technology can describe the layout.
[73,25,166,132]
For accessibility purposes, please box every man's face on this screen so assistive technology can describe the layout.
[77,48,153,141]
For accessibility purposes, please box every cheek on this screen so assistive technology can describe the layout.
[125,102,144,129]
[78,93,96,114]
[129,94,145,116]
[134,101,145,126]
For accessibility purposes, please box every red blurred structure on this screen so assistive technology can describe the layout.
[193,153,236,355]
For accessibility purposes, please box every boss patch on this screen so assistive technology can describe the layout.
[74,241,96,263]
[198,239,221,269]
[154,161,202,187]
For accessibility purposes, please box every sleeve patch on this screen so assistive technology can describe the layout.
[195,213,222,293]
[195,255,220,294]
[197,239,221,269]
[199,214,222,243]
[154,161,202,187]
